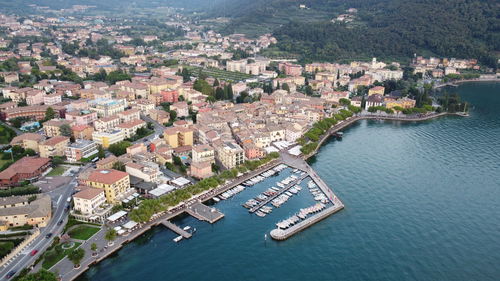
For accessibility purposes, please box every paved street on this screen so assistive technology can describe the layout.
[0,164,90,279]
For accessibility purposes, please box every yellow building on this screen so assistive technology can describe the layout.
[0,194,51,230]
[92,130,125,148]
[368,86,385,96]
[43,119,73,137]
[39,136,70,158]
[385,97,417,109]
[10,133,44,153]
[85,169,130,204]
[163,127,193,148]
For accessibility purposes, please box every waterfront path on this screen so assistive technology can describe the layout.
[51,160,283,281]
[306,112,453,158]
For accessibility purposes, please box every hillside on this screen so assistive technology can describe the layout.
[215,0,500,67]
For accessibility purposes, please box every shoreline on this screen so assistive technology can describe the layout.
[304,112,463,160]
[61,113,464,280]
[433,78,500,89]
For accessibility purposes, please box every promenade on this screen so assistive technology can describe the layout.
[51,159,283,281]
[307,112,453,158]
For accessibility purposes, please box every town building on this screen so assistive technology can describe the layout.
[0,157,51,187]
[92,130,125,148]
[84,169,130,204]
[65,140,99,162]
[215,141,245,169]
[0,195,51,230]
[39,136,70,158]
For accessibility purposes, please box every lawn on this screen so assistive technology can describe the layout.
[46,166,67,176]
[42,242,81,269]
[67,225,101,240]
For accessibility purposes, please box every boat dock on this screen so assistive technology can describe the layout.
[270,204,344,240]
[249,173,308,213]
[268,154,345,241]
[186,202,224,223]
[160,220,192,238]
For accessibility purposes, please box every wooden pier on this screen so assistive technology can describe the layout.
[186,202,224,223]
[160,220,192,238]
[249,173,308,213]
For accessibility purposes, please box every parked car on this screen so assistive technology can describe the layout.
[57,220,63,225]
[6,270,16,278]
[30,249,38,256]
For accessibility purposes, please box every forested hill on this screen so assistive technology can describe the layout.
[218,0,500,68]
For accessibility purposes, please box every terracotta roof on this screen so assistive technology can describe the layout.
[41,136,69,146]
[10,133,44,145]
[73,187,104,200]
[0,157,50,180]
[87,169,128,185]
[117,119,145,129]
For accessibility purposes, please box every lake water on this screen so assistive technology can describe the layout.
[78,82,500,281]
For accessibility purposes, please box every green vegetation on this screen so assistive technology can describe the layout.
[0,124,16,144]
[41,242,81,269]
[67,248,85,267]
[0,185,40,197]
[46,166,67,176]
[63,217,100,233]
[271,0,499,68]
[185,66,253,82]
[108,141,132,156]
[67,225,100,240]
[130,152,280,223]
[437,92,468,113]
[125,127,153,142]
[104,229,117,242]
[16,269,57,281]
[0,241,17,258]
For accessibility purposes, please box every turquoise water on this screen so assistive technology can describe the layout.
[78,82,500,281]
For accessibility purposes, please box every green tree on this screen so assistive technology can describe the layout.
[91,242,97,253]
[59,124,72,137]
[108,141,132,156]
[112,161,126,171]
[44,107,56,120]
[67,248,85,267]
[282,83,290,93]
[18,269,57,281]
[105,229,117,242]
[97,145,105,159]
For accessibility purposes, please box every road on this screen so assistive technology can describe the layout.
[132,114,166,145]
[0,165,90,279]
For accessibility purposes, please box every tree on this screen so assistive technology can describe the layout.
[112,161,126,171]
[282,83,290,93]
[169,110,177,122]
[105,229,117,242]
[44,107,56,120]
[68,248,85,267]
[91,242,98,253]
[108,141,132,156]
[97,145,105,159]
[18,269,57,281]
[339,98,351,106]
[181,68,191,82]
[59,124,72,137]
[213,78,219,87]
[215,87,224,100]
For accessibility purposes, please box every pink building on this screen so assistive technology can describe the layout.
[160,90,179,103]
[279,62,303,76]
[44,93,62,105]
[65,110,98,125]
[26,90,44,105]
